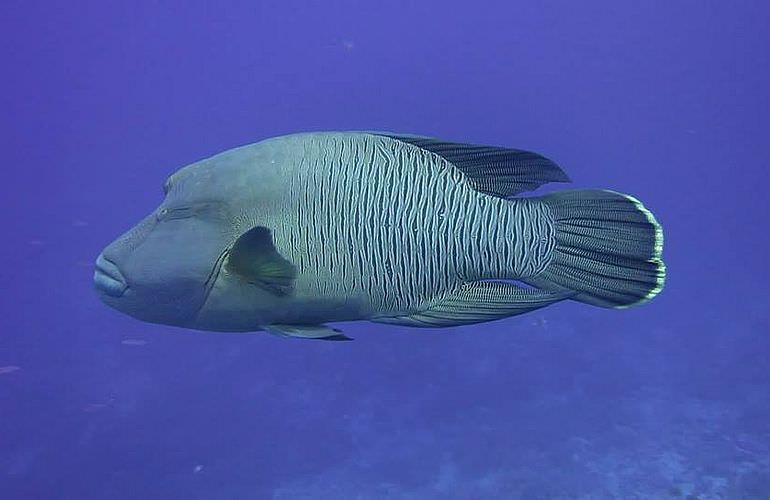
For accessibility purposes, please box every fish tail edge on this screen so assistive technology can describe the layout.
[523,189,666,308]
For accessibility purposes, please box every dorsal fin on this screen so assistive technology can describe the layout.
[371,132,570,198]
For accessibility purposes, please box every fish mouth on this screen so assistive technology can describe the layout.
[93,254,128,298]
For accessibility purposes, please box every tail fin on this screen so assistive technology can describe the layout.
[524,189,665,308]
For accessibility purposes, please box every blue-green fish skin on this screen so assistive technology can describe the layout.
[93,132,665,339]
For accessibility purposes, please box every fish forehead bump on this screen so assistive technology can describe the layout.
[166,142,273,199]
[168,131,361,188]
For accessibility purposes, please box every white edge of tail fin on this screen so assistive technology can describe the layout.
[604,190,666,309]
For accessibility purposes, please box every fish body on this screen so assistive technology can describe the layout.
[94,132,665,339]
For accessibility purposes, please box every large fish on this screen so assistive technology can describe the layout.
[94,132,665,340]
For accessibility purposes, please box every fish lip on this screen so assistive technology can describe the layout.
[93,254,128,298]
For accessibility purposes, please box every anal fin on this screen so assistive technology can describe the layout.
[372,281,572,328]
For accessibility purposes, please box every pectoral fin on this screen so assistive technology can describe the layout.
[264,324,353,341]
[225,226,297,296]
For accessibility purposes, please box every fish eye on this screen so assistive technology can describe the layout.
[156,207,171,221]
[156,203,213,222]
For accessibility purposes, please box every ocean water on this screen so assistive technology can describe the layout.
[2,1,769,499]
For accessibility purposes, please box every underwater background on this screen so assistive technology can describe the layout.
[2,1,769,498]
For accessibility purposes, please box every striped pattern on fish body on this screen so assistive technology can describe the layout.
[257,132,557,322]
[94,129,665,339]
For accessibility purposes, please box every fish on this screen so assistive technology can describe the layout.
[93,131,665,340]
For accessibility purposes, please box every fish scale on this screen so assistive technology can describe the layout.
[271,133,527,316]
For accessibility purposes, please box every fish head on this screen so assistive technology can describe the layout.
[94,143,295,331]
[93,154,247,328]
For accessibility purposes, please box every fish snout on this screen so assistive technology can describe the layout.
[93,253,128,298]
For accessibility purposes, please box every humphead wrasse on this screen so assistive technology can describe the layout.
[94,132,665,340]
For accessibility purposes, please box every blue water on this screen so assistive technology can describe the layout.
[2,1,769,498]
